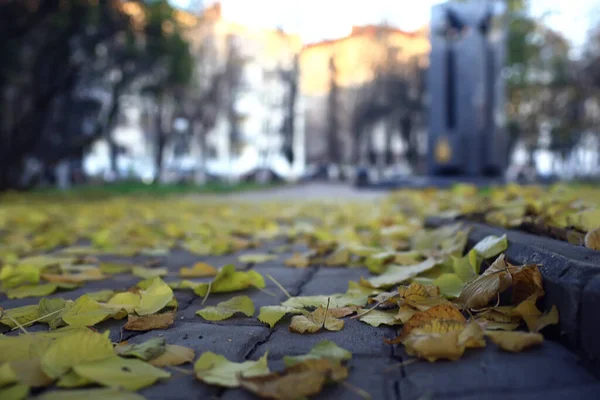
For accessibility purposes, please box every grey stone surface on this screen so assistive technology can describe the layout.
[582,275,600,376]
[437,384,600,400]
[251,319,395,359]
[140,370,217,400]
[397,340,597,400]
[125,322,270,362]
[300,267,369,295]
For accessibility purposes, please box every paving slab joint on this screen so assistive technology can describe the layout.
[289,265,320,297]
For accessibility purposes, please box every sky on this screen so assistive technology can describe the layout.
[170,0,599,52]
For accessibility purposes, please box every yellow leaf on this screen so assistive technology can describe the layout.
[0,304,39,328]
[584,227,600,250]
[0,384,28,400]
[433,273,465,298]
[148,345,195,367]
[61,295,112,327]
[361,258,438,289]
[124,312,175,331]
[289,306,344,334]
[193,265,265,297]
[73,357,171,391]
[196,296,255,321]
[36,388,145,400]
[512,296,543,331]
[132,266,168,280]
[485,331,544,352]
[8,359,53,387]
[458,254,514,309]
[134,277,174,316]
[257,306,306,328]
[41,329,114,379]
[179,262,217,278]
[99,262,133,275]
[5,283,60,299]
[0,363,18,386]
[0,264,40,289]
[285,253,310,268]
[238,253,277,264]
[390,304,466,343]
[510,263,544,304]
[115,337,166,361]
[107,292,141,316]
[358,309,402,327]
[194,352,269,388]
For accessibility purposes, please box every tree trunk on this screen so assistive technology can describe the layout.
[154,95,166,184]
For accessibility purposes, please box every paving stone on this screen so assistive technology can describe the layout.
[437,384,600,400]
[299,267,369,295]
[125,322,269,362]
[396,340,597,400]
[582,275,600,375]
[251,264,313,293]
[221,357,396,400]
[251,318,395,359]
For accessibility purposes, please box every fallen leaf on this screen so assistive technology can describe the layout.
[36,388,145,400]
[124,312,175,331]
[512,296,543,331]
[115,337,167,360]
[323,247,351,266]
[5,283,60,299]
[472,234,508,259]
[0,304,39,328]
[283,341,352,366]
[458,254,514,309]
[73,357,171,391]
[132,266,168,280]
[0,384,28,400]
[86,290,116,302]
[390,304,466,343]
[7,359,53,387]
[510,264,544,304]
[194,265,265,297]
[284,253,310,268]
[194,352,269,388]
[239,359,348,400]
[196,296,255,321]
[134,277,174,315]
[584,227,600,250]
[433,273,465,298]
[107,292,141,316]
[99,262,133,275]
[61,295,113,327]
[281,293,367,309]
[452,252,478,282]
[56,371,94,388]
[257,306,306,328]
[41,329,115,379]
[361,258,437,289]
[403,321,483,362]
[179,262,218,278]
[0,264,40,289]
[358,309,402,327]
[485,331,544,352]
[365,251,396,274]
[148,344,195,367]
[0,363,18,386]
[238,253,277,264]
[289,306,344,334]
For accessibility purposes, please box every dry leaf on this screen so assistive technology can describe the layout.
[390,304,466,343]
[485,331,544,352]
[285,253,310,268]
[534,305,559,332]
[584,227,600,250]
[149,345,195,367]
[179,262,218,278]
[458,254,514,309]
[511,295,542,331]
[510,264,544,304]
[124,312,175,331]
[289,306,344,334]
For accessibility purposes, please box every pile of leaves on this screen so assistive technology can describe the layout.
[0,185,593,399]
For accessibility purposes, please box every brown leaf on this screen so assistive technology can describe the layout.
[289,307,344,334]
[387,304,466,344]
[124,312,175,331]
[510,264,544,304]
[327,307,357,318]
[485,331,544,352]
[239,359,348,400]
[458,254,514,309]
[149,345,195,367]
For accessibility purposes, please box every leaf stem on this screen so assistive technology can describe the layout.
[266,273,292,298]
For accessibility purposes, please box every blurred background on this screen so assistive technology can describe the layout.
[1,0,599,191]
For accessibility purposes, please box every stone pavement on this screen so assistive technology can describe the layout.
[2,238,600,400]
